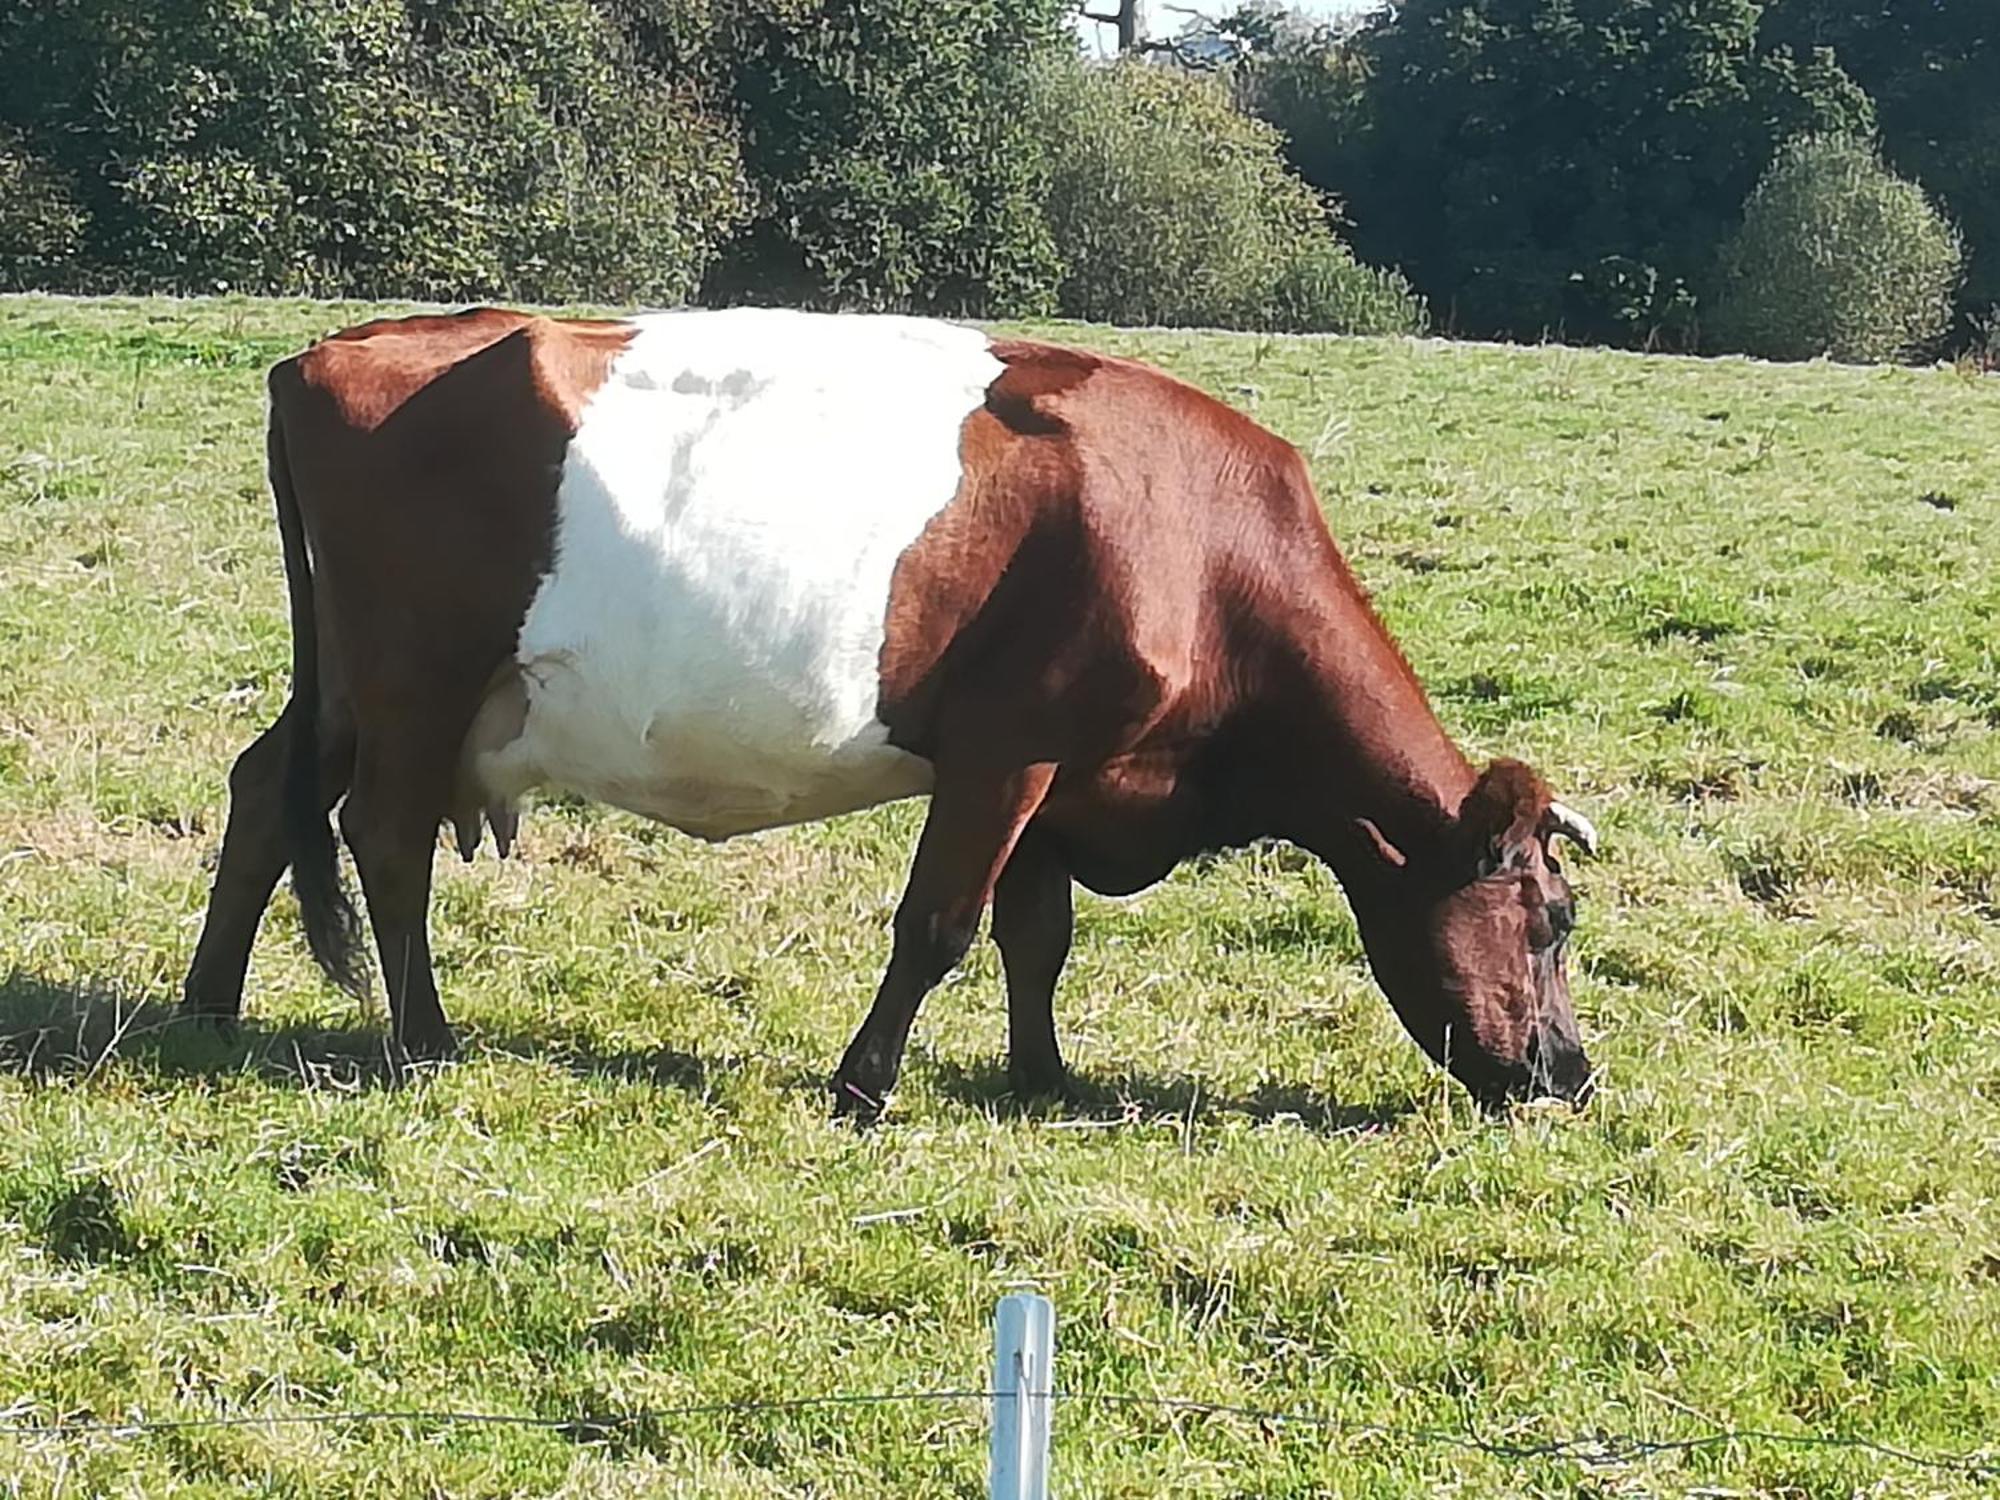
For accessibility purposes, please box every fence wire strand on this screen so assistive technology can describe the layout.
[2,1389,1994,1480]
[1063,1393,1998,1480]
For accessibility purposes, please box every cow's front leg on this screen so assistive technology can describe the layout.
[833,762,1056,1122]
[992,827,1074,1100]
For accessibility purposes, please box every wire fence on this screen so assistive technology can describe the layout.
[4,1389,1995,1482]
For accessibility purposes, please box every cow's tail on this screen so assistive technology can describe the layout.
[268,390,369,999]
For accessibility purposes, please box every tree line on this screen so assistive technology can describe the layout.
[1,1,1989,362]
[1225,0,1988,359]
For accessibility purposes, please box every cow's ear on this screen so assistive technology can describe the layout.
[1353,818,1407,869]
[1457,758,1549,876]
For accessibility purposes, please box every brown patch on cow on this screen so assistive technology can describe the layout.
[865,337,1589,1109]
[282,310,633,863]
[281,313,633,714]
[879,340,1473,882]
[304,308,631,433]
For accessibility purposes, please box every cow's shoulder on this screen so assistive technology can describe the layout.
[977,338,1319,551]
[985,337,1289,449]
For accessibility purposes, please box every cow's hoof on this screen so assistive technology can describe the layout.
[830,1076,888,1126]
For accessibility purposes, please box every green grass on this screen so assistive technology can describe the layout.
[2,295,1997,1497]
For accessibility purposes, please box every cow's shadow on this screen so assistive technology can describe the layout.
[2,969,397,1087]
[920,1054,1414,1135]
[0,969,729,1094]
[0,971,1414,1136]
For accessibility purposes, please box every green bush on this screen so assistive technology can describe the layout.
[698,0,1069,315]
[1761,1,2000,329]
[421,3,749,306]
[1034,60,1424,334]
[0,132,89,290]
[1708,135,1964,363]
[0,0,747,301]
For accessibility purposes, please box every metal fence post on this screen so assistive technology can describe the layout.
[989,1292,1054,1500]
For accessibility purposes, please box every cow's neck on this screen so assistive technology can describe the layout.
[1245,589,1476,882]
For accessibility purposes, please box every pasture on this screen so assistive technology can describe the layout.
[2,295,1997,1497]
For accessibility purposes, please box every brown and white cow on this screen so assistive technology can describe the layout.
[181,307,1598,1115]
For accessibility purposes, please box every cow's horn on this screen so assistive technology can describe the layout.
[1543,802,1598,856]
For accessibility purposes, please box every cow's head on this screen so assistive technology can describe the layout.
[1348,759,1596,1108]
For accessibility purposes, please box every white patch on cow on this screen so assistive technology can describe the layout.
[469,308,1001,841]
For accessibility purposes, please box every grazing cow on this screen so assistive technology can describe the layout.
[182,308,1599,1115]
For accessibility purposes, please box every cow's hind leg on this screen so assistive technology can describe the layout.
[992,827,1073,1100]
[833,762,1056,1122]
[338,736,459,1063]
[182,705,354,1028]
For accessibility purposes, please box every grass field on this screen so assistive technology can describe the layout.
[2,294,1997,1498]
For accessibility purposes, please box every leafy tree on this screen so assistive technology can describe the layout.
[1258,0,1872,346]
[696,0,1069,315]
[0,0,746,300]
[1217,2,1373,153]
[1034,59,1424,334]
[1707,134,1962,363]
[0,131,89,290]
[1761,0,2000,320]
